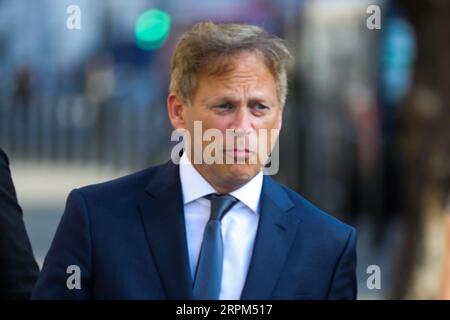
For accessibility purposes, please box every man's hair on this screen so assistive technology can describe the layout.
[169,21,292,106]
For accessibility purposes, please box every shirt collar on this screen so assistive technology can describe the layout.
[179,152,263,214]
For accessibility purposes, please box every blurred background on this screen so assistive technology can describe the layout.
[1,0,449,299]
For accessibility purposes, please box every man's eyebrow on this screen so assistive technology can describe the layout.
[201,94,235,104]
[200,96,223,104]
[201,95,274,105]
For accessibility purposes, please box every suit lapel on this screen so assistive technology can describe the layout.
[138,162,300,300]
[138,161,193,299]
[241,175,300,300]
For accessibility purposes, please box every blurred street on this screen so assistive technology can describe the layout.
[10,161,129,267]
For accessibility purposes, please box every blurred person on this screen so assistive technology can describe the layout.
[393,0,450,299]
[0,148,39,299]
[10,66,34,158]
[32,22,357,300]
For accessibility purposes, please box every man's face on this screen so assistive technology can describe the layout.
[170,51,283,193]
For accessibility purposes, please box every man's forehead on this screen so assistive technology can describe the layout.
[201,51,270,76]
[195,74,277,105]
[193,52,278,104]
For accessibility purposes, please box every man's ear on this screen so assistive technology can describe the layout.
[167,93,188,129]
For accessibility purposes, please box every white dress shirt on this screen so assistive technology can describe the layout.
[179,152,262,300]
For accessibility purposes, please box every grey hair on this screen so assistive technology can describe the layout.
[169,21,292,106]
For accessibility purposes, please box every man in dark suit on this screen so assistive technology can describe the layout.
[0,148,39,299]
[32,22,357,300]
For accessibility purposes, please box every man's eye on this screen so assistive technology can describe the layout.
[214,103,234,111]
[253,104,269,113]
[255,104,268,110]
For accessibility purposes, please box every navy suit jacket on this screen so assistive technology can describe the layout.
[0,148,39,299]
[32,161,357,299]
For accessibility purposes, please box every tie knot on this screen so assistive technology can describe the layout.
[205,193,238,221]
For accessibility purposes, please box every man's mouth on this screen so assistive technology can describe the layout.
[224,148,255,158]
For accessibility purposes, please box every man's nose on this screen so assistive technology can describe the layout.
[230,106,252,133]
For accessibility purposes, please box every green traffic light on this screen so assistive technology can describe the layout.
[135,9,171,50]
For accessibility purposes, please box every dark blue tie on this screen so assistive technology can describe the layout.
[193,193,238,300]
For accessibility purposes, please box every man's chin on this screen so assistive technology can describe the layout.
[219,163,262,183]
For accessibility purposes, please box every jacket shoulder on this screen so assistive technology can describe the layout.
[75,162,168,204]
